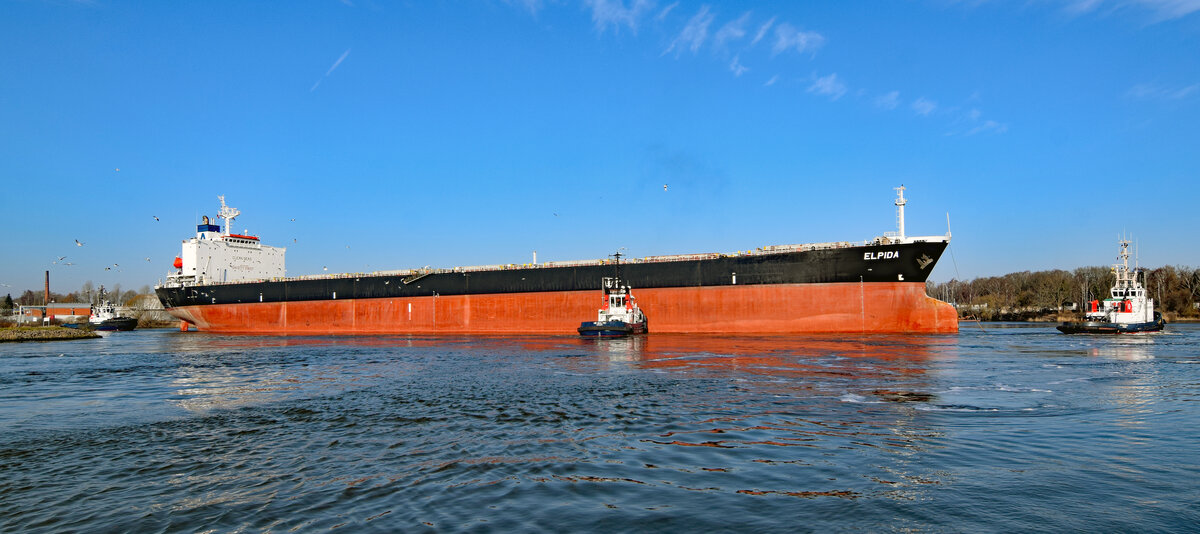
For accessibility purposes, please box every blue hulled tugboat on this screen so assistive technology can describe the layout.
[88,298,138,331]
[1057,239,1165,335]
[62,287,138,331]
[578,272,648,337]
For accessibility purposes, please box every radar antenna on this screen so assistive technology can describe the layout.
[217,195,240,236]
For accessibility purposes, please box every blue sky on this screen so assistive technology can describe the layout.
[2,0,1198,295]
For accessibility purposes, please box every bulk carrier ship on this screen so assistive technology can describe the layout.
[155,188,958,334]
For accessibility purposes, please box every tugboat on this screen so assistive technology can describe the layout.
[578,253,648,337]
[63,287,138,331]
[1057,239,1165,334]
[577,276,648,337]
[89,298,139,331]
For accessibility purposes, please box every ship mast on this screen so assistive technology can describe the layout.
[217,195,240,236]
[894,185,907,241]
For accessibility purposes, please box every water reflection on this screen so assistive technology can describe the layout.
[155,332,961,504]
[1087,335,1157,361]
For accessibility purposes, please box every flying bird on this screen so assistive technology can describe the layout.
[114,168,120,172]
[290,218,295,222]
[104,267,111,271]
[58,256,67,261]
[323,266,328,271]
[145,257,151,262]
[663,184,668,192]
[153,216,159,221]
[74,239,84,247]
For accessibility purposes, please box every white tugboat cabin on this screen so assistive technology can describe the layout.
[578,276,648,337]
[1058,239,1164,334]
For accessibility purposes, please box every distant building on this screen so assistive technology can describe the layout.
[18,303,91,323]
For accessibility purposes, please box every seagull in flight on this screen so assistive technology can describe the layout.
[663,184,668,192]
[153,216,159,221]
[58,256,67,261]
[145,257,151,262]
[290,218,296,222]
[74,239,84,247]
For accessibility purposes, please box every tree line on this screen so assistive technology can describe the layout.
[3,281,151,311]
[927,265,1200,320]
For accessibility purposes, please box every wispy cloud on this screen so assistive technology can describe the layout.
[911,97,937,116]
[1063,0,1200,20]
[585,0,654,34]
[656,1,679,20]
[1127,82,1199,100]
[807,73,846,100]
[764,74,779,87]
[874,90,900,110]
[966,120,1008,135]
[663,5,715,56]
[751,16,775,46]
[506,0,544,15]
[729,55,748,77]
[771,23,825,56]
[714,12,751,48]
[311,48,351,92]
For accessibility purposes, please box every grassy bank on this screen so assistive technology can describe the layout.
[0,326,101,342]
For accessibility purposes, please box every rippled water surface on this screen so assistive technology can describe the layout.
[2,324,1199,532]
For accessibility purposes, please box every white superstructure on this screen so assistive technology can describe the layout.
[164,196,285,287]
[1084,239,1156,324]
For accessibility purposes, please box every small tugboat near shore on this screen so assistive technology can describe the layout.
[1057,239,1165,335]
[62,287,138,332]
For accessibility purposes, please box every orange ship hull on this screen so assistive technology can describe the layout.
[167,282,958,335]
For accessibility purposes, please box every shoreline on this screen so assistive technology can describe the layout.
[0,326,102,342]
